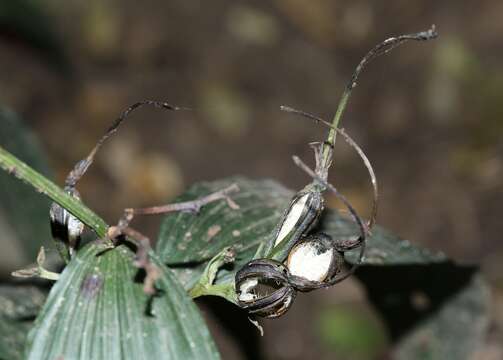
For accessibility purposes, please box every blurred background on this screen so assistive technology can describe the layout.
[0,0,502,358]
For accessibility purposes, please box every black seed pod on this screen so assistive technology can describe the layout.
[265,188,324,261]
[286,233,345,292]
[49,187,84,262]
[235,259,296,318]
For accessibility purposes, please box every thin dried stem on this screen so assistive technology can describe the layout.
[127,183,239,216]
[118,183,240,229]
[65,100,186,188]
[51,100,186,261]
[320,25,438,174]
[281,105,378,229]
[108,225,160,295]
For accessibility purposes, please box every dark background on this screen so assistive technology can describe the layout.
[1,0,502,358]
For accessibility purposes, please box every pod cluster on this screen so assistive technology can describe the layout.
[235,187,363,318]
[236,26,440,318]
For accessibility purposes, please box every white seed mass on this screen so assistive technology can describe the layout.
[238,278,259,302]
[274,193,310,247]
[287,241,334,282]
[67,212,84,239]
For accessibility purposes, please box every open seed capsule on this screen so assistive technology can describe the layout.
[49,187,85,261]
[266,189,324,261]
[235,259,296,318]
[286,233,344,292]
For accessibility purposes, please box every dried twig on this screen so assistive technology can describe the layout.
[65,100,185,189]
[119,183,240,228]
[319,25,438,175]
[51,100,186,261]
[281,106,378,229]
[107,224,159,295]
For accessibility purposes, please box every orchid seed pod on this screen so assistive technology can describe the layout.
[235,259,296,318]
[49,187,85,262]
[286,233,345,292]
[264,189,324,262]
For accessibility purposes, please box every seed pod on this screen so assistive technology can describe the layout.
[265,188,324,261]
[235,259,296,318]
[286,233,344,292]
[49,187,84,262]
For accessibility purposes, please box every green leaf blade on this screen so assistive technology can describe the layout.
[26,243,220,359]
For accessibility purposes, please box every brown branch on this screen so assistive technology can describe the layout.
[65,100,185,188]
[108,225,159,295]
[346,26,437,93]
[49,100,186,262]
[120,183,240,228]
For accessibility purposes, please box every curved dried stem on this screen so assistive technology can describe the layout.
[65,100,187,188]
[281,106,378,230]
[119,183,240,229]
[319,25,438,175]
[52,100,186,261]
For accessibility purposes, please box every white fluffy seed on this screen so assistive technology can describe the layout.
[238,278,259,302]
[66,212,84,238]
[274,193,310,246]
[287,241,334,282]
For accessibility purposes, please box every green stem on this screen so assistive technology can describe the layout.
[329,87,352,141]
[38,267,61,281]
[320,85,352,171]
[0,145,110,240]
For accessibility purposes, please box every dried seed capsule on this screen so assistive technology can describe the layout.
[49,187,84,262]
[235,259,296,318]
[286,233,344,292]
[265,188,324,261]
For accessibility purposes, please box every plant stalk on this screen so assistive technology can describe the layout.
[320,85,352,171]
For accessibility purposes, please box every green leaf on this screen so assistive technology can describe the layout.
[0,107,53,265]
[25,243,221,359]
[0,285,46,360]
